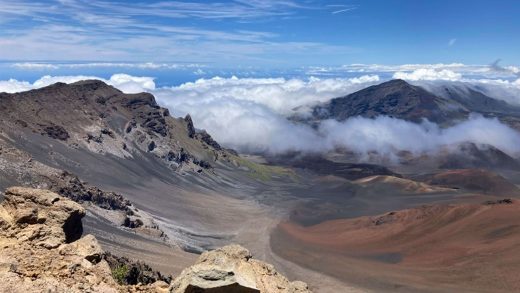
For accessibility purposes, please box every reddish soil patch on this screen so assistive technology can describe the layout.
[272,200,520,292]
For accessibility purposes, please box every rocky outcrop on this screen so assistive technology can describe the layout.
[0,187,121,292]
[42,125,70,141]
[0,187,171,292]
[196,130,222,151]
[48,171,131,211]
[185,115,196,138]
[170,245,312,293]
[1,187,86,246]
[0,187,311,293]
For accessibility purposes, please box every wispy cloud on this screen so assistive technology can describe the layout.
[331,8,352,14]
[306,63,492,76]
[448,38,457,46]
[10,62,205,70]
[327,4,357,14]
[0,0,354,63]
[0,0,309,20]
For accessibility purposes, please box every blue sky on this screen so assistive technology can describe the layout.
[0,0,519,68]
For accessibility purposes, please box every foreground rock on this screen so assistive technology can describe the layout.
[0,187,117,292]
[0,187,311,293]
[170,244,311,293]
[0,187,163,292]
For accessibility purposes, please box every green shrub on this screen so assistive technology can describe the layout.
[112,264,128,285]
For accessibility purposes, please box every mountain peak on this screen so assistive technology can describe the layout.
[382,78,411,86]
[69,79,123,93]
[311,79,467,124]
[70,79,112,87]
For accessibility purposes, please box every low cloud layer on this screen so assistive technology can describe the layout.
[0,74,155,94]
[393,68,462,81]
[2,73,520,159]
[320,115,520,158]
[154,75,380,116]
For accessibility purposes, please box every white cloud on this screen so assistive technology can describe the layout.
[32,75,102,88]
[11,63,59,70]
[393,68,462,81]
[11,62,205,70]
[0,79,33,93]
[331,8,356,14]
[108,74,156,92]
[305,63,520,79]
[3,73,520,159]
[309,63,474,74]
[320,115,520,159]
[155,75,380,116]
[0,74,155,94]
[0,0,308,21]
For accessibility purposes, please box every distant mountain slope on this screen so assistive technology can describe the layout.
[435,83,520,130]
[0,80,230,174]
[439,84,519,115]
[312,79,468,124]
[310,79,520,127]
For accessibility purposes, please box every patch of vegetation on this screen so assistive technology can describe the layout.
[111,264,128,285]
[234,156,296,182]
[105,252,172,285]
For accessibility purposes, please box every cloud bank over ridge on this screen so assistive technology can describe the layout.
[2,72,520,158]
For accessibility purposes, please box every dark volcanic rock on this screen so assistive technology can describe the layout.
[185,114,196,138]
[43,125,70,141]
[148,141,156,152]
[122,92,169,137]
[484,199,514,205]
[184,114,221,151]
[86,133,103,143]
[123,93,158,109]
[48,171,131,211]
[101,128,115,138]
[122,216,144,228]
[197,130,222,150]
[312,79,467,124]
